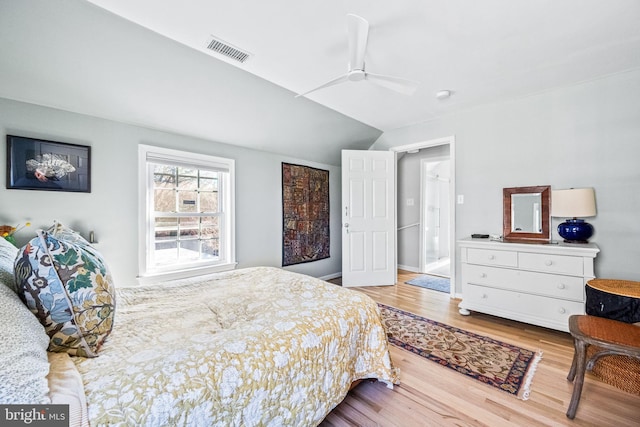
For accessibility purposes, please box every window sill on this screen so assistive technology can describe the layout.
[137,262,237,285]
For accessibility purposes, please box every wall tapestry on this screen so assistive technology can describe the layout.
[282,163,330,266]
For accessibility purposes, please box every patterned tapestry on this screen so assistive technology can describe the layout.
[282,163,330,266]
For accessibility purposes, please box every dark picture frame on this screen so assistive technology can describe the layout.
[6,135,91,192]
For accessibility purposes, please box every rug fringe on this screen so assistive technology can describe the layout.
[519,350,543,400]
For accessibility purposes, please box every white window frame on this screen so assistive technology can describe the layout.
[138,144,236,283]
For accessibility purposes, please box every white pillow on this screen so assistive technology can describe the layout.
[47,353,90,427]
[0,283,51,404]
[0,236,18,292]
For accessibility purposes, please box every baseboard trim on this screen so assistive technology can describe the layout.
[320,272,342,281]
[398,264,421,273]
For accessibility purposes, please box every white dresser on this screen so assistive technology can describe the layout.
[458,238,599,332]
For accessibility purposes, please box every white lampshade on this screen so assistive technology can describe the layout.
[551,188,596,218]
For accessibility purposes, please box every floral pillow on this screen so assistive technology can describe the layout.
[14,225,115,357]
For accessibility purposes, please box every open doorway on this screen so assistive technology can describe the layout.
[391,136,455,297]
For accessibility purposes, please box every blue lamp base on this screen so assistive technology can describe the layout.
[557,219,593,243]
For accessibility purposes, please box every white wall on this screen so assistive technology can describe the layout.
[374,68,640,292]
[0,98,342,284]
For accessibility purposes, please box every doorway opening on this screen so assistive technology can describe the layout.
[421,158,451,278]
[391,135,455,297]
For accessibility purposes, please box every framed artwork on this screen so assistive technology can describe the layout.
[6,135,91,192]
[282,163,330,266]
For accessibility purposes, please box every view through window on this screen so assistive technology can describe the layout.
[152,165,222,265]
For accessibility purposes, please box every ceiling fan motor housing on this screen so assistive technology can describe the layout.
[348,70,366,81]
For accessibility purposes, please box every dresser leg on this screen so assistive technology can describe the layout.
[458,301,471,316]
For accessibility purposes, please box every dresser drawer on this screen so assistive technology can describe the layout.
[462,264,584,301]
[467,248,517,267]
[518,252,584,275]
[463,284,585,330]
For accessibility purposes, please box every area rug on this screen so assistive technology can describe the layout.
[405,274,450,293]
[378,303,542,399]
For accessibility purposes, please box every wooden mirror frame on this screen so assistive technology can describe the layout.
[503,185,551,242]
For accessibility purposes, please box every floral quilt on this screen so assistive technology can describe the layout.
[74,267,399,426]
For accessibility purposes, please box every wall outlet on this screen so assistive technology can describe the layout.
[457,195,464,204]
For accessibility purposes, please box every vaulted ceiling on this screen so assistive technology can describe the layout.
[1,0,639,165]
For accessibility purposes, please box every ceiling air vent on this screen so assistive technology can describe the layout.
[205,36,251,64]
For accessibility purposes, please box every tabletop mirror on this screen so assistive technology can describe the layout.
[503,185,551,242]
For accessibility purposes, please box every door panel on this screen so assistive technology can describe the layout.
[372,231,389,271]
[349,232,366,271]
[342,150,396,287]
[350,180,365,218]
[372,179,388,218]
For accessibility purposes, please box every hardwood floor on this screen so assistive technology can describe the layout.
[321,271,640,426]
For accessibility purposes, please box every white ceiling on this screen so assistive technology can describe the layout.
[1,0,640,164]
[85,0,640,130]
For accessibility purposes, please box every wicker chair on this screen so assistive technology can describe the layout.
[566,315,640,419]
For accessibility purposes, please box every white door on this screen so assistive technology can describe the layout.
[341,150,396,287]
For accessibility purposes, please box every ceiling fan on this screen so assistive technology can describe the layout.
[295,14,419,98]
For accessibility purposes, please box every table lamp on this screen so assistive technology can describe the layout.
[551,188,596,243]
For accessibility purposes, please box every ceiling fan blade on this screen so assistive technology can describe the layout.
[295,73,350,98]
[346,14,368,71]
[365,72,419,96]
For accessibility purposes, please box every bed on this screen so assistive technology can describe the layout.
[0,231,399,426]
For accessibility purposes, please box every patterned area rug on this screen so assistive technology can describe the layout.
[405,274,450,293]
[378,303,542,399]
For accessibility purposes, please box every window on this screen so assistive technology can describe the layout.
[138,145,235,280]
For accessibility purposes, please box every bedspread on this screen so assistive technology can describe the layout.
[74,267,399,426]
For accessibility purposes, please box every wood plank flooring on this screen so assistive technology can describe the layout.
[321,271,640,426]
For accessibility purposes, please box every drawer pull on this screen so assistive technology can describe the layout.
[558,307,566,314]
[545,260,553,266]
[480,273,487,278]
[557,283,566,289]
[488,255,495,260]
[481,293,488,299]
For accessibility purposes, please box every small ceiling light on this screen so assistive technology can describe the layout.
[435,90,452,100]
